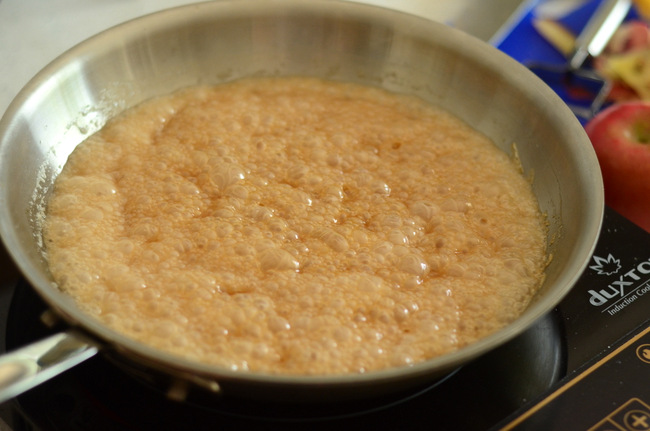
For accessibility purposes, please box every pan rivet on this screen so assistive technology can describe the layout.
[39,310,60,328]
[166,379,189,402]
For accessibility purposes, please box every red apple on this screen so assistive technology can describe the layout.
[585,101,650,232]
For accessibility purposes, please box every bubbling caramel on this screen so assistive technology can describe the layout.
[44,77,547,375]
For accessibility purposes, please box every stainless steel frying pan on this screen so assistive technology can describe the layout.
[0,0,603,403]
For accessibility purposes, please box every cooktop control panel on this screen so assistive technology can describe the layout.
[498,208,650,431]
[500,324,650,430]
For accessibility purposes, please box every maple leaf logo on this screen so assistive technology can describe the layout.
[589,254,621,276]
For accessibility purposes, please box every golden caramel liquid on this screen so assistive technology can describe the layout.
[44,77,546,375]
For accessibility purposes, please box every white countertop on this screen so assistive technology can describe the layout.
[0,0,525,116]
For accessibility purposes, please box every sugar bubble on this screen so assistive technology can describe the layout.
[258,248,300,272]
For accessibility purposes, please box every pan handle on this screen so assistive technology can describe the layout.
[0,330,98,403]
